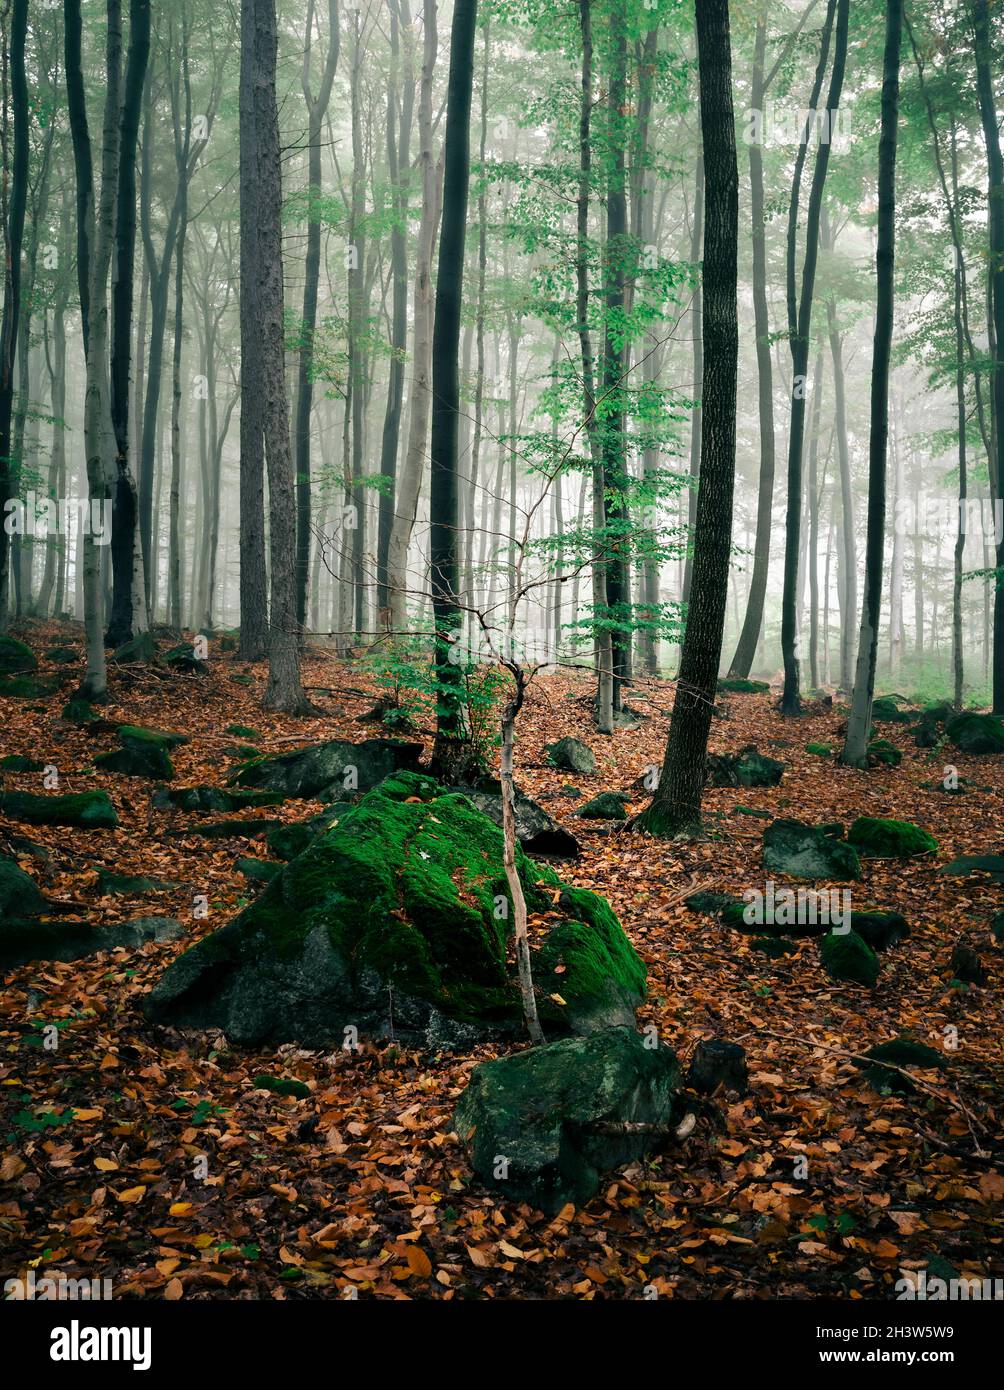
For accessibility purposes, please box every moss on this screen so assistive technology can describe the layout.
[751,936,796,957]
[0,636,37,674]
[820,929,879,987]
[857,1038,945,1094]
[872,696,911,723]
[805,742,832,757]
[867,737,902,767]
[0,790,118,829]
[0,755,46,772]
[0,674,60,698]
[849,908,909,951]
[62,698,98,724]
[235,857,283,884]
[253,1074,310,1099]
[118,724,189,749]
[946,711,1004,755]
[226,724,260,739]
[847,816,937,858]
[577,791,628,820]
[717,677,769,693]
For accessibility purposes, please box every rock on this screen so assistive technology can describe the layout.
[820,929,879,986]
[163,643,209,675]
[45,646,78,664]
[0,912,184,969]
[872,696,912,723]
[805,742,832,757]
[991,912,1004,944]
[142,773,645,1047]
[942,853,1004,882]
[946,711,1004,755]
[0,674,60,698]
[706,745,784,788]
[685,890,745,917]
[949,943,987,985]
[452,1027,680,1214]
[0,636,36,674]
[225,724,260,740]
[716,677,768,694]
[763,819,861,880]
[61,698,99,725]
[0,854,47,917]
[96,724,190,780]
[0,790,118,829]
[847,816,937,858]
[867,738,902,767]
[236,857,283,884]
[855,1038,946,1094]
[913,702,953,748]
[96,869,172,896]
[751,936,796,957]
[178,818,283,840]
[0,755,46,772]
[229,737,421,800]
[151,785,284,813]
[543,737,597,775]
[684,1039,748,1095]
[577,791,628,821]
[849,908,909,951]
[456,780,580,858]
[112,631,156,664]
[266,806,344,860]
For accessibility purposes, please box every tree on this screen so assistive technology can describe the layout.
[635,0,738,837]
[240,0,310,711]
[0,0,28,627]
[842,0,903,766]
[428,0,478,777]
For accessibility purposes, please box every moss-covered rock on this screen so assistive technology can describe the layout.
[949,943,987,985]
[0,636,37,675]
[820,929,879,986]
[163,643,209,675]
[946,711,1004,755]
[941,852,1004,882]
[225,725,260,740]
[706,745,784,787]
[763,819,861,880]
[0,912,184,969]
[913,702,953,748]
[452,1027,680,1214]
[0,854,47,917]
[991,912,1004,944]
[112,631,156,664]
[867,738,902,768]
[854,1037,946,1094]
[143,773,646,1047]
[455,780,579,858]
[236,857,283,884]
[45,646,78,665]
[229,737,421,800]
[95,725,190,780]
[716,677,769,694]
[61,697,99,725]
[0,754,46,772]
[577,791,629,820]
[750,935,797,958]
[0,674,60,698]
[151,785,284,814]
[543,737,596,775]
[0,790,118,829]
[805,742,832,757]
[849,908,910,951]
[872,696,912,723]
[847,816,937,858]
[253,1074,310,1099]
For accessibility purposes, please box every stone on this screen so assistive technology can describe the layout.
[96,869,171,896]
[684,1039,748,1095]
[0,755,46,772]
[456,780,579,858]
[949,943,987,985]
[577,791,629,821]
[0,790,118,829]
[143,773,646,1047]
[236,857,283,884]
[820,929,879,986]
[805,742,832,757]
[0,911,184,969]
[716,677,768,694]
[112,632,156,664]
[763,819,861,880]
[163,643,209,675]
[847,816,937,858]
[61,698,99,725]
[942,853,1004,882]
[0,636,37,675]
[151,785,284,813]
[229,737,422,800]
[946,712,1004,755]
[253,1074,310,1099]
[867,738,902,767]
[706,745,784,788]
[543,737,597,775]
[0,854,47,917]
[871,696,912,723]
[849,908,909,951]
[854,1038,946,1094]
[453,1027,680,1214]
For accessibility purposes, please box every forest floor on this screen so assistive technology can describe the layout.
[1,620,1002,1300]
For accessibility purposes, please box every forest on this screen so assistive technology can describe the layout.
[0,0,1003,1337]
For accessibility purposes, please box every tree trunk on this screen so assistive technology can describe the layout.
[0,0,28,626]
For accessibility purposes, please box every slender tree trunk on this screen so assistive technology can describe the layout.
[635,0,737,836]
[0,0,28,626]
[842,0,903,765]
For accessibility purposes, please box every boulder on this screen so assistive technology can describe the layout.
[849,908,909,951]
[0,854,47,917]
[95,725,186,780]
[872,696,912,723]
[913,702,953,748]
[163,643,209,675]
[949,943,987,985]
[716,677,768,694]
[543,737,596,776]
[0,790,118,829]
[456,780,579,858]
[942,853,1004,883]
[0,636,37,674]
[685,1039,748,1095]
[229,737,421,800]
[946,712,1004,755]
[577,791,629,821]
[847,816,937,859]
[61,698,99,725]
[151,785,284,813]
[706,745,784,788]
[112,632,156,664]
[867,738,902,767]
[805,742,832,757]
[453,1027,680,1214]
[820,929,879,986]
[763,819,861,880]
[0,913,185,969]
[143,772,645,1047]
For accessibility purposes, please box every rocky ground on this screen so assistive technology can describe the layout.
[1,620,1001,1299]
